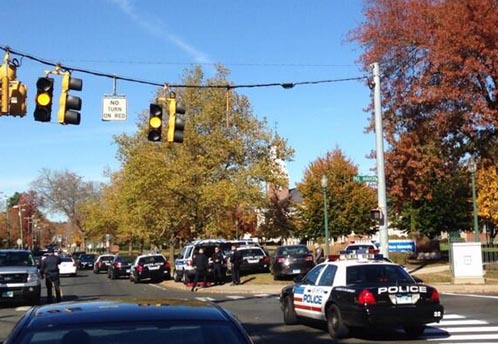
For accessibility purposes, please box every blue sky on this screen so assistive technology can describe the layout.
[1,0,374,204]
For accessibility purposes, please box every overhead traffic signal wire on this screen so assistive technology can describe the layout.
[0,45,368,90]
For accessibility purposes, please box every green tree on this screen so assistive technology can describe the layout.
[296,148,377,240]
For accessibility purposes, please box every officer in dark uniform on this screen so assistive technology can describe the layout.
[40,248,62,303]
[191,248,209,292]
[211,246,224,285]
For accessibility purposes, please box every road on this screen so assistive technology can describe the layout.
[1,271,498,343]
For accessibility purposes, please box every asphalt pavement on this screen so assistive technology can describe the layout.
[161,264,498,295]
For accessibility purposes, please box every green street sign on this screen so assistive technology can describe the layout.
[353,175,378,183]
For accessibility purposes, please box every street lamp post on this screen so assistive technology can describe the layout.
[321,175,330,258]
[13,204,25,249]
[467,156,479,242]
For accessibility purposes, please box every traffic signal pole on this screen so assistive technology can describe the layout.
[371,62,389,258]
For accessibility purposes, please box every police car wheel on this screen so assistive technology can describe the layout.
[282,296,298,325]
[326,305,349,339]
[404,325,425,338]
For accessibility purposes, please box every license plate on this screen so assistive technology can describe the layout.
[2,291,14,298]
[292,269,301,274]
[396,295,413,304]
[247,259,258,264]
[148,266,159,270]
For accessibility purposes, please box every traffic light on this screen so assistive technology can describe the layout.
[1,61,27,116]
[370,208,384,225]
[34,77,54,122]
[58,72,82,125]
[8,80,27,116]
[167,97,185,143]
[148,103,163,141]
[0,64,8,114]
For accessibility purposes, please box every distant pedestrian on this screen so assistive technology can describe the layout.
[191,248,209,292]
[40,248,62,303]
[211,246,224,285]
[230,245,243,285]
[314,243,324,264]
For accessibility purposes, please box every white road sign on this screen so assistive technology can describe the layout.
[102,95,127,121]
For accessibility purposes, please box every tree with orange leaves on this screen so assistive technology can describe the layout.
[350,0,498,235]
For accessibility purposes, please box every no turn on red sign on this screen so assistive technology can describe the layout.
[102,95,127,121]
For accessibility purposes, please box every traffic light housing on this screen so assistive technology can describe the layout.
[0,65,8,114]
[370,208,384,225]
[167,97,185,143]
[148,103,163,141]
[1,60,27,116]
[8,80,27,116]
[34,77,54,122]
[58,72,82,125]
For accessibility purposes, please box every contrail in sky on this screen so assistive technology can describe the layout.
[109,0,212,64]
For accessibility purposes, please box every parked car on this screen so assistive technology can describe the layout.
[130,254,171,283]
[3,299,254,344]
[108,255,136,279]
[174,239,227,283]
[58,256,77,276]
[0,249,41,305]
[77,253,96,270]
[93,254,115,274]
[343,242,378,252]
[270,244,315,280]
[227,246,270,274]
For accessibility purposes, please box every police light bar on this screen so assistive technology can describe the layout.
[338,250,384,261]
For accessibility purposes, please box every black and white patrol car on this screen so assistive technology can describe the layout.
[280,250,444,339]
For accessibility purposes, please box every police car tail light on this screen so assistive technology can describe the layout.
[357,289,377,305]
[164,261,170,269]
[137,265,144,272]
[430,289,440,303]
[263,256,270,263]
[186,260,192,266]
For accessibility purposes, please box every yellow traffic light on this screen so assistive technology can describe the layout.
[34,77,54,122]
[8,80,27,116]
[58,72,82,125]
[148,103,163,141]
[0,66,8,114]
[1,59,27,116]
[167,96,185,143]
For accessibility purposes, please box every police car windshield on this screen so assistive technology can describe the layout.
[346,264,414,285]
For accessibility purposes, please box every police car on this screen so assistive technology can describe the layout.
[279,250,444,339]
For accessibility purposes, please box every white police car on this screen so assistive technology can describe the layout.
[280,250,444,339]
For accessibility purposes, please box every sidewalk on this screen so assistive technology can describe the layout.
[161,264,498,295]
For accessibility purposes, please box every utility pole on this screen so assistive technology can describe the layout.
[371,62,389,257]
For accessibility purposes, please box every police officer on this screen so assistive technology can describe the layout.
[211,246,224,285]
[191,248,209,292]
[40,248,62,303]
[314,243,324,264]
[230,245,243,285]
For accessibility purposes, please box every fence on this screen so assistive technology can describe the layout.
[482,243,498,264]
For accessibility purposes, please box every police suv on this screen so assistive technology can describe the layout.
[280,250,444,339]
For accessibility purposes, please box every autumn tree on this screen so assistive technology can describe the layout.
[91,65,293,251]
[350,0,498,234]
[477,164,498,243]
[296,148,377,241]
[31,169,100,247]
